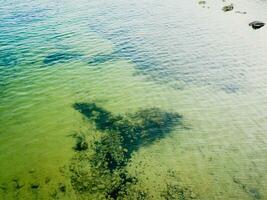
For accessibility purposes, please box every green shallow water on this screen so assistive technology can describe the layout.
[1,0,267,199]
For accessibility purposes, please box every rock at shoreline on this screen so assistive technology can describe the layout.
[222,4,234,12]
[249,21,265,29]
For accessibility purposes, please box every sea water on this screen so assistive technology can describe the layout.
[0,0,267,199]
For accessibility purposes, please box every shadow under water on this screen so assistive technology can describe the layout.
[87,54,117,65]
[0,49,18,67]
[70,102,197,200]
[43,52,83,66]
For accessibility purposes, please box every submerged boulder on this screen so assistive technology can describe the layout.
[249,21,265,29]
[222,4,234,12]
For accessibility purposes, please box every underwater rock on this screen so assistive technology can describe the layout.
[222,4,234,12]
[28,169,35,174]
[30,183,39,189]
[43,52,82,65]
[249,21,265,29]
[45,177,51,184]
[12,178,24,190]
[0,183,7,191]
[73,134,88,151]
[58,183,66,192]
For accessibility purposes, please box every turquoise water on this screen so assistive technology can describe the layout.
[1,0,267,199]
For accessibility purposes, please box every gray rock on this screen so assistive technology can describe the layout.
[222,4,234,12]
[249,21,265,29]
[198,1,206,5]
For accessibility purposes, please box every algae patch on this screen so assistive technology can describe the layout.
[70,102,183,199]
[73,133,89,152]
[73,102,182,155]
[161,170,199,200]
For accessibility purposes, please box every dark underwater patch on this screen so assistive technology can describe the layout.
[87,54,117,65]
[161,170,198,200]
[232,177,262,200]
[3,7,49,26]
[73,102,182,153]
[73,133,88,152]
[70,102,183,199]
[221,83,240,93]
[0,50,18,67]
[43,52,82,65]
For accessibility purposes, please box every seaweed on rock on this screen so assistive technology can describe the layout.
[70,102,183,199]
